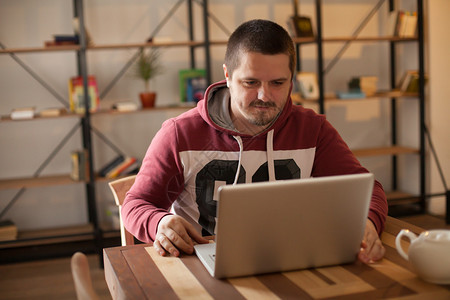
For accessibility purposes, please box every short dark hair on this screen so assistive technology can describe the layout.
[224,19,296,79]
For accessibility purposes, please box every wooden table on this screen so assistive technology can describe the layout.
[103,217,450,299]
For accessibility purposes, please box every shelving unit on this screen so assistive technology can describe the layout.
[0,0,437,262]
[0,0,212,262]
[294,0,426,215]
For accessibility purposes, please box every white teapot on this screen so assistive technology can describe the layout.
[396,229,450,284]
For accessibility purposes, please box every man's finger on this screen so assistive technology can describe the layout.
[155,233,180,257]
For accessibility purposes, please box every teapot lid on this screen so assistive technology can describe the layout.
[422,230,450,242]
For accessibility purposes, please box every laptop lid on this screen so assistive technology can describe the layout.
[199,173,374,279]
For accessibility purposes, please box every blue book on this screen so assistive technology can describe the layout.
[336,91,366,99]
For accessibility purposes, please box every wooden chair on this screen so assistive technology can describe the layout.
[71,252,100,300]
[108,175,137,246]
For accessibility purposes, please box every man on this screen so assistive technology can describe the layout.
[122,19,388,263]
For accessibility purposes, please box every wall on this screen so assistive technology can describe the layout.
[0,0,444,231]
[427,0,450,215]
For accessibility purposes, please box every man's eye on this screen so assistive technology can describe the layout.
[243,81,258,87]
[272,81,285,86]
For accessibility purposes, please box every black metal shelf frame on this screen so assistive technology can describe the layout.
[0,0,228,258]
[296,0,447,219]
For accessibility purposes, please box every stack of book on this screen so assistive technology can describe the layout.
[44,17,93,47]
[10,107,35,120]
[0,220,18,241]
[349,76,378,96]
[99,156,140,179]
[70,149,90,181]
[39,107,67,117]
[45,35,79,47]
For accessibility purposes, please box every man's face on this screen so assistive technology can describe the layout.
[224,51,292,135]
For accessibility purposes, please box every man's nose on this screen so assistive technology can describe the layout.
[257,84,271,102]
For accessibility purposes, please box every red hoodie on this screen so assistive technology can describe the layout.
[122,80,388,242]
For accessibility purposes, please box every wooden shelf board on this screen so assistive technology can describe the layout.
[0,224,94,249]
[0,175,80,190]
[1,105,195,123]
[292,91,419,103]
[93,104,195,116]
[291,37,316,44]
[352,146,419,157]
[0,45,80,54]
[0,112,79,123]
[322,36,417,43]
[386,191,421,206]
[0,36,417,54]
[88,40,206,50]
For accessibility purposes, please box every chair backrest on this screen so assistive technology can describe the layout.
[108,175,137,246]
[71,252,101,300]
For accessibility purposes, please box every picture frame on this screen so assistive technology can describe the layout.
[179,69,207,103]
[296,72,319,99]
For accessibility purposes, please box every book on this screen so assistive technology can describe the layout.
[179,69,207,103]
[44,40,78,47]
[112,101,138,112]
[10,107,35,120]
[403,12,418,38]
[296,72,319,99]
[0,220,18,241]
[121,160,141,176]
[98,155,125,177]
[70,149,90,181]
[68,75,100,113]
[106,157,137,179]
[53,34,79,43]
[288,15,314,38]
[39,107,67,117]
[392,11,418,38]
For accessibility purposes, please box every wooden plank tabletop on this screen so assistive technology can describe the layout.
[104,217,450,299]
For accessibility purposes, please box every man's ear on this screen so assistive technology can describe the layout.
[223,64,230,87]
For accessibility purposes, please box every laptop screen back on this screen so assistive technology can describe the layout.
[212,173,374,278]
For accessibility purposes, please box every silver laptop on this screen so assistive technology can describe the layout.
[194,173,374,279]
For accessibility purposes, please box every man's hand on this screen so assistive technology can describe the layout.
[153,215,208,257]
[358,219,385,263]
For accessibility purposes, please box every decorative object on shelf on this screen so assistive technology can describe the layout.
[296,72,319,100]
[133,48,163,108]
[288,16,314,38]
[10,107,35,120]
[287,0,314,38]
[179,69,207,103]
[68,75,100,113]
[72,17,93,45]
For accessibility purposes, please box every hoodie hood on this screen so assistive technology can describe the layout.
[197,80,294,138]
[197,80,294,183]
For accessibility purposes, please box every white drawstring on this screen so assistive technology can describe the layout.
[232,135,244,185]
[267,129,275,181]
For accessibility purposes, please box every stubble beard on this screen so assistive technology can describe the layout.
[248,99,279,126]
